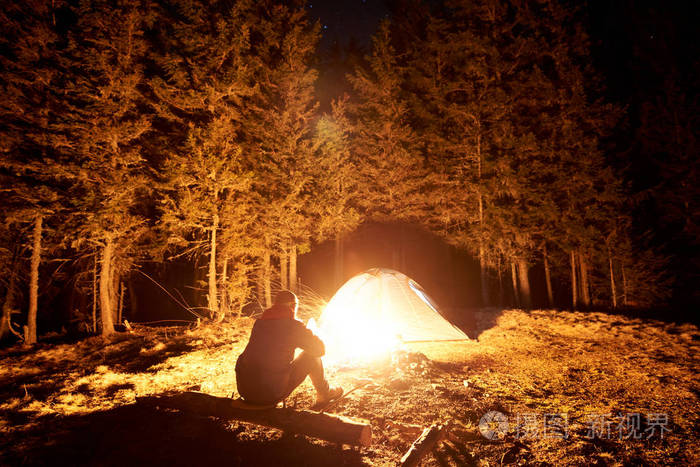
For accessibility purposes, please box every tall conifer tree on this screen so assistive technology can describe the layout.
[311,98,362,285]
[55,0,154,335]
[348,21,428,223]
[243,1,321,298]
[0,0,68,342]
[406,2,517,305]
[153,0,257,318]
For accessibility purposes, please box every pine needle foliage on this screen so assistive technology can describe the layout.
[54,0,156,335]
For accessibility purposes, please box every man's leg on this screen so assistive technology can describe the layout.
[284,351,330,398]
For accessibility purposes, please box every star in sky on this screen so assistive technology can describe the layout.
[307,0,389,52]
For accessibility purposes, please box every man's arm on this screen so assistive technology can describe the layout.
[292,320,325,357]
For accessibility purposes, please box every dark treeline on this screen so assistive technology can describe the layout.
[0,0,693,344]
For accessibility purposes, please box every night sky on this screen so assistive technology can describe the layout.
[306,0,390,52]
[308,0,699,103]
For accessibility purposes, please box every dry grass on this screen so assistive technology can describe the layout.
[0,309,698,466]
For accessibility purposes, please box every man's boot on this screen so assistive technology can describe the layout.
[315,386,343,406]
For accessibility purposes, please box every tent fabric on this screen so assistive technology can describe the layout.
[318,268,468,342]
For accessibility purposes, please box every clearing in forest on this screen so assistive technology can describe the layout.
[0,308,698,466]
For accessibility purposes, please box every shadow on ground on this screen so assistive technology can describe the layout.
[0,399,368,466]
[0,394,365,466]
[585,304,700,326]
[448,307,504,340]
[452,304,700,341]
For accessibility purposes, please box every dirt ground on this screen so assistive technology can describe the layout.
[0,308,698,466]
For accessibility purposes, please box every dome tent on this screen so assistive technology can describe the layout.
[315,268,468,352]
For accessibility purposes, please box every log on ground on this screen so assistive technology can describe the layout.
[400,423,447,467]
[138,391,372,447]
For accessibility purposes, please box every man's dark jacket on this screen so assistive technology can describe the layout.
[235,304,324,404]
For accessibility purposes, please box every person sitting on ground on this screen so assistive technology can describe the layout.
[235,290,342,407]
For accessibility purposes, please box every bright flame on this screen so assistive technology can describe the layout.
[310,278,402,365]
[310,268,469,365]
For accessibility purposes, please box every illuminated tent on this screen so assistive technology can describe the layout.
[312,268,468,361]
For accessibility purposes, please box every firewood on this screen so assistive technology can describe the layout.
[399,423,447,467]
[138,391,371,447]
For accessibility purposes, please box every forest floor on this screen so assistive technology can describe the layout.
[0,308,698,466]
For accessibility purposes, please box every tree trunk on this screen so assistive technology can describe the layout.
[138,392,371,447]
[257,257,264,307]
[289,244,297,294]
[510,261,520,307]
[621,263,628,306]
[221,255,229,314]
[208,214,219,319]
[263,249,271,308]
[543,245,554,308]
[479,246,489,307]
[111,272,119,324]
[497,256,504,307]
[517,259,531,309]
[25,215,42,344]
[608,247,617,308]
[280,249,288,291]
[117,282,124,325]
[92,252,98,333]
[449,245,458,306]
[570,250,578,310]
[478,210,489,307]
[0,261,17,340]
[100,237,115,336]
[579,249,590,307]
[334,234,343,288]
[476,133,489,307]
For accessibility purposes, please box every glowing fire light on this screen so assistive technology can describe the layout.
[309,269,468,365]
[309,285,402,364]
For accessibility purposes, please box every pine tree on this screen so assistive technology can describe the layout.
[53,0,155,335]
[613,2,697,307]
[159,127,253,318]
[403,0,624,309]
[242,1,322,297]
[311,97,362,285]
[405,2,520,306]
[0,223,23,341]
[153,0,256,319]
[348,21,428,223]
[514,0,623,308]
[0,0,68,343]
[634,74,698,305]
[494,0,623,309]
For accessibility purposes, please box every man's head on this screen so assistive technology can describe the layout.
[274,290,298,312]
